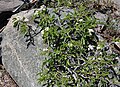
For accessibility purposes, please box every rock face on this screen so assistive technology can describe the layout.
[0,0,24,29]
[0,0,23,13]
[1,9,45,87]
[1,7,74,87]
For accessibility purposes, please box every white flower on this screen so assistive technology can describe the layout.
[88,29,94,33]
[99,52,102,55]
[112,19,116,23]
[45,27,49,31]
[41,27,49,36]
[68,43,73,47]
[43,48,48,51]
[115,57,119,60]
[41,30,44,35]
[34,10,39,16]
[40,5,46,11]
[79,19,83,22]
[76,22,79,25]
[98,58,101,60]
[88,29,94,35]
[97,46,101,50]
[88,45,94,50]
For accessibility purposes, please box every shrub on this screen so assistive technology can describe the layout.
[13,1,119,87]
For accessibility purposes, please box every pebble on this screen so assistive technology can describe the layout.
[0,71,2,77]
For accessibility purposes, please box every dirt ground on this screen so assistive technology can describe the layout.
[0,65,19,87]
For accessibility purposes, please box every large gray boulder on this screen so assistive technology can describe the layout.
[1,6,74,87]
[1,9,45,87]
[0,0,23,12]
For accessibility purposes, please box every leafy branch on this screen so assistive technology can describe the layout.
[13,0,119,87]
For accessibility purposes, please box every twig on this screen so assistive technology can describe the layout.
[0,26,6,33]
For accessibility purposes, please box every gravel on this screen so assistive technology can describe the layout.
[0,65,19,87]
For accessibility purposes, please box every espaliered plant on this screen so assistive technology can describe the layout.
[13,0,119,87]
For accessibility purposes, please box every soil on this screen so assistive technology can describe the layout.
[0,65,19,87]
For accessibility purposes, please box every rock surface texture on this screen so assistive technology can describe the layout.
[0,0,23,12]
[1,9,45,87]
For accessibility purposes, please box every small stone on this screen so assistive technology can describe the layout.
[94,12,108,22]
[0,81,4,85]
[0,71,2,78]
[4,75,9,80]
[110,42,120,54]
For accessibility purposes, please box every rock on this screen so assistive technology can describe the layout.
[1,9,45,87]
[0,0,23,12]
[94,12,108,22]
[114,0,120,12]
[0,0,24,32]
[1,7,74,87]
[110,42,120,55]
[0,71,2,78]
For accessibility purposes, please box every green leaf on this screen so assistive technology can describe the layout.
[20,23,28,34]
